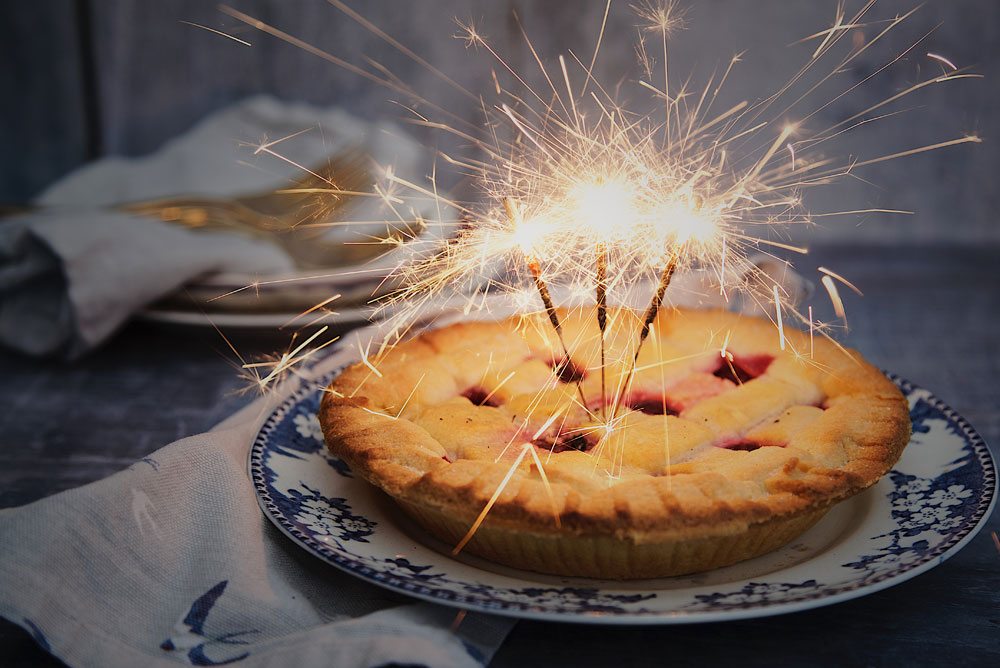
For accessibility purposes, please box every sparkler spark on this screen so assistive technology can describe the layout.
[926,52,958,71]
[774,284,786,351]
[822,274,847,320]
[179,20,251,47]
[809,305,815,358]
[236,326,339,396]
[818,266,864,296]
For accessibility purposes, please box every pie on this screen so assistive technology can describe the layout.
[319,308,910,578]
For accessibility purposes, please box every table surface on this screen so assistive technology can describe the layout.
[2,242,998,666]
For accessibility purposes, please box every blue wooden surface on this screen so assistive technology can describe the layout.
[0,242,997,664]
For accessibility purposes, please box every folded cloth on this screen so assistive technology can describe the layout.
[0,95,440,358]
[0,324,515,668]
[0,210,294,357]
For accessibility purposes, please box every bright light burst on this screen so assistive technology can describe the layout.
[219,0,980,350]
[366,0,978,350]
[362,0,978,350]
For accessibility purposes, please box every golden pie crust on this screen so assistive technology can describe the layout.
[319,308,910,578]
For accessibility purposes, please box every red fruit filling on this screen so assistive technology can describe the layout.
[626,394,679,416]
[462,387,501,407]
[715,436,786,452]
[663,373,736,413]
[713,353,774,385]
[533,431,595,453]
[546,357,587,383]
[626,370,747,415]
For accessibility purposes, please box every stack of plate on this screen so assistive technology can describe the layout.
[141,157,456,330]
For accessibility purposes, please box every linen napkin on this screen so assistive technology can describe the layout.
[0,320,515,668]
[0,95,439,358]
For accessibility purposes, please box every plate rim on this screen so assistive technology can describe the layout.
[248,371,996,624]
[140,305,374,329]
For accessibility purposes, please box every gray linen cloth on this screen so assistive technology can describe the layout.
[0,321,514,668]
[0,95,434,358]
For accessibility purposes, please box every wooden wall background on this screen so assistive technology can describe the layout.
[2,0,996,242]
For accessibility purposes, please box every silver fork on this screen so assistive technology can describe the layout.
[121,152,385,269]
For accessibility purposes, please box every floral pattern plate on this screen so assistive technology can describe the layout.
[249,370,995,623]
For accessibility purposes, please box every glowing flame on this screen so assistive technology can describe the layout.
[572,179,637,242]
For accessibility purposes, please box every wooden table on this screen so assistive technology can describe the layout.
[2,242,998,665]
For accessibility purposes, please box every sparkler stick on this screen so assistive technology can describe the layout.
[596,242,608,418]
[504,198,563,338]
[639,244,683,351]
[503,197,590,411]
[613,243,684,417]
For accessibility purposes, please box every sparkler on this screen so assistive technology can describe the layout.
[612,241,684,418]
[503,196,590,412]
[503,197,568,355]
[595,241,608,418]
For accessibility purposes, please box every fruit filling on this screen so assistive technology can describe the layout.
[718,440,785,452]
[461,386,501,407]
[664,373,737,412]
[546,357,588,383]
[532,430,596,453]
[625,395,679,416]
[713,353,774,384]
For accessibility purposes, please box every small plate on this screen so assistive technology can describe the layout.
[139,304,373,330]
[139,266,388,327]
[249,370,996,623]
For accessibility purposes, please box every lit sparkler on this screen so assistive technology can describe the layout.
[595,241,608,418]
[222,2,980,359]
[612,241,684,418]
[504,195,591,412]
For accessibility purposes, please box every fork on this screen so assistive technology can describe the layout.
[121,151,390,269]
[2,152,425,270]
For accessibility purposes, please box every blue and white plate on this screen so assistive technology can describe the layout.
[249,371,996,623]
